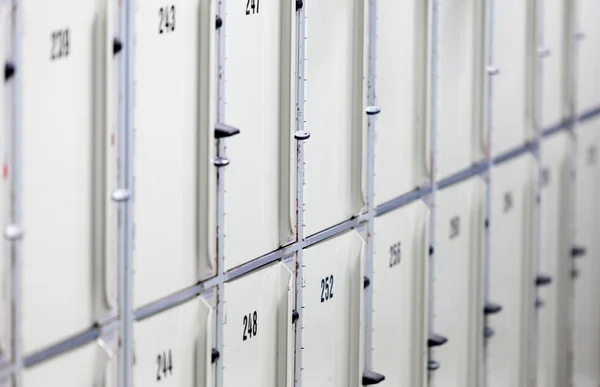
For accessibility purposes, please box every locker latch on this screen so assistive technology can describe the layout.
[428,360,440,371]
[113,38,123,55]
[571,246,587,258]
[292,310,299,324]
[215,123,241,139]
[535,275,552,287]
[216,16,223,29]
[362,370,385,385]
[484,302,503,315]
[211,348,220,363]
[4,62,15,81]
[484,326,495,339]
[363,276,371,289]
[427,333,448,348]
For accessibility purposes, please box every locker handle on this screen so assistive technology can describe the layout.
[535,298,545,309]
[211,348,219,363]
[112,38,122,55]
[483,302,503,315]
[428,360,440,371]
[363,276,371,289]
[291,310,299,324]
[296,0,303,11]
[427,333,448,347]
[214,122,240,139]
[571,246,586,258]
[215,15,222,29]
[535,275,552,286]
[362,370,385,385]
[484,326,495,339]
[4,62,15,81]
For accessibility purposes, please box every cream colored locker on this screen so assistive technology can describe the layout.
[222,262,294,387]
[575,0,600,114]
[436,0,486,180]
[491,0,537,157]
[541,0,569,129]
[223,0,295,270]
[134,293,216,387]
[537,131,573,387]
[133,0,216,307]
[572,120,600,387]
[432,177,485,386]
[21,0,119,353]
[301,231,364,387]
[303,0,367,236]
[22,339,118,387]
[372,201,429,387]
[487,155,537,387]
[374,1,428,204]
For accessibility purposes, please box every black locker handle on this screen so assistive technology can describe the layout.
[211,348,220,363]
[428,333,448,347]
[536,275,552,286]
[215,123,241,139]
[4,62,15,81]
[362,370,385,385]
[572,246,587,258]
[484,302,503,315]
[363,276,371,289]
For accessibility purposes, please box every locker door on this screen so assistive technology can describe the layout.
[301,231,364,387]
[541,0,569,129]
[21,0,119,353]
[575,0,600,114]
[372,201,429,387]
[134,293,216,387]
[223,0,296,270]
[537,131,573,387]
[488,155,538,387]
[222,262,294,387]
[22,339,118,387]
[374,0,428,204]
[133,0,216,307]
[572,120,600,387]
[436,0,486,180]
[303,0,367,236]
[433,177,485,386]
[491,0,537,157]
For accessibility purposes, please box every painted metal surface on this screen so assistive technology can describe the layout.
[575,0,600,115]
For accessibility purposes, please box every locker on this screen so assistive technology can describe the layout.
[303,0,367,236]
[21,0,119,352]
[22,339,118,387]
[134,292,216,387]
[436,0,486,180]
[537,131,573,387]
[487,154,538,387]
[223,0,296,271]
[490,0,537,157]
[133,0,216,307]
[541,0,570,129]
[222,262,294,387]
[372,201,429,387]
[572,120,600,387]
[432,177,485,386]
[301,230,365,387]
[575,0,600,114]
[374,0,429,204]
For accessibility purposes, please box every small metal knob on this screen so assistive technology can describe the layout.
[294,130,310,141]
[486,66,500,76]
[111,189,131,202]
[214,157,230,167]
[366,106,381,116]
[4,224,23,241]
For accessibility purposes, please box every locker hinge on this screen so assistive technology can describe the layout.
[484,326,495,339]
[216,15,223,29]
[113,38,123,55]
[365,106,381,116]
[211,348,220,363]
[484,302,503,315]
[571,246,587,258]
[296,0,303,11]
[292,310,299,324]
[4,62,15,81]
[427,360,440,371]
[535,298,545,309]
[572,269,580,279]
[363,276,371,289]
[427,333,448,348]
[535,275,552,287]
[362,370,385,385]
[215,122,241,139]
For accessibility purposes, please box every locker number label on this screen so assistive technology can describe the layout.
[449,216,461,239]
[320,275,334,303]
[389,242,401,268]
[503,192,514,213]
[156,350,173,381]
[158,5,176,34]
[50,29,70,60]
[246,0,260,15]
[242,311,258,341]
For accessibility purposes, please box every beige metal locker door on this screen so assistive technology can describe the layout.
[572,120,600,387]
[222,262,294,387]
[541,0,569,129]
[537,131,573,387]
[436,0,486,180]
[223,0,296,271]
[133,0,216,307]
[22,339,118,387]
[374,0,428,204]
[301,231,364,387]
[372,201,429,387]
[432,177,485,387]
[303,0,367,236]
[491,0,537,157]
[21,0,119,353]
[134,293,216,387]
[575,0,600,114]
[488,154,538,387]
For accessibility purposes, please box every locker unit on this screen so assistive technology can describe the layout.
[541,0,570,129]
[575,0,600,114]
[20,0,119,353]
[301,230,365,387]
[487,154,538,387]
[537,131,573,387]
[303,0,367,236]
[490,0,537,157]
[372,201,429,387]
[134,293,216,387]
[374,0,429,204]
[435,0,486,180]
[222,0,296,271]
[133,0,216,307]
[572,120,600,387]
[222,262,294,387]
[432,176,485,386]
[22,339,118,387]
